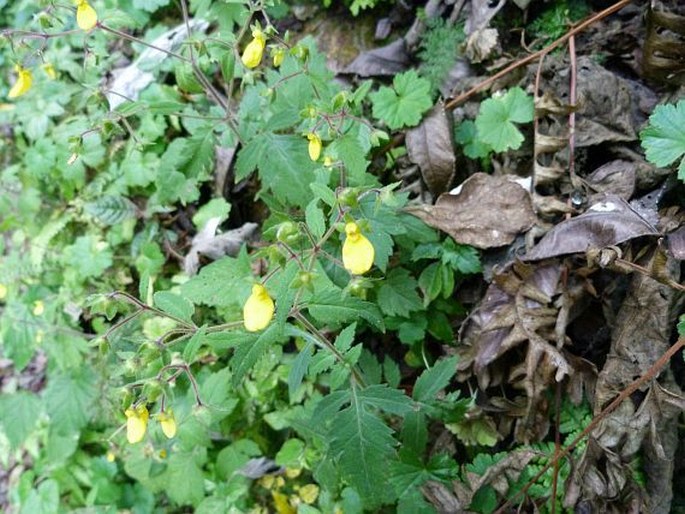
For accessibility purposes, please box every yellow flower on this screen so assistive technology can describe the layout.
[271,491,296,514]
[307,133,322,161]
[158,409,177,439]
[243,284,274,332]
[241,29,266,69]
[342,222,375,275]
[323,155,333,167]
[272,47,285,67]
[33,300,45,316]
[76,0,98,31]
[0,284,7,300]
[298,484,319,504]
[8,65,32,99]
[42,63,57,80]
[106,450,116,462]
[125,405,149,444]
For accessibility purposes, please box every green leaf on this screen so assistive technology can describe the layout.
[357,384,413,415]
[441,241,481,274]
[133,0,171,11]
[61,236,113,280]
[401,410,428,457]
[377,268,423,317]
[413,356,458,402]
[305,199,326,239]
[84,195,137,226]
[328,386,400,507]
[307,290,385,331]
[19,479,59,514]
[370,70,433,130]
[641,99,685,178]
[0,392,41,448]
[288,340,314,399]
[192,198,231,230]
[165,450,206,506]
[475,87,534,152]
[42,368,97,434]
[154,291,194,322]
[236,134,318,205]
[232,324,285,386]
[275,439,305,468]
[455,120,492,159]
[181,248,252,307]
[418,262,443,304]
[183,325,206,363]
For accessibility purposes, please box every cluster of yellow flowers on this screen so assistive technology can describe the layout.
[241,221,375,332]
[258,469,320,514]
[124,405,177,444]
[6,1,97,99]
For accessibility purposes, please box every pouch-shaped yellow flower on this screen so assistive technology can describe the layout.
[241,29,266,69]
[158,409,177,439]
[76,0,98,31]
[8,65,32,99]
[342,222,374,275]
[125,405,149,444]
[307,133,322,161]
[243,284,275,332]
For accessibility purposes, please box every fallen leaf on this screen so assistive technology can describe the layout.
[184,219,258,275]
[523,196,659,261]
[407,173,536,249]
[343,38,410,77]
[406,104,456,196]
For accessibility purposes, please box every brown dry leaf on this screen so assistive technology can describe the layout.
[586,160,636,201]
[406,104,455,196]
[568,250,684,513]
[458,262,571,442]
[523,196,659,261]
[667,225,685,259]
[643,3,685,85]
[342,38,410,77]
[407,173,536,249]
[464,28,499,63]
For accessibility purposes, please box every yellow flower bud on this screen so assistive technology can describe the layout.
[272,47,285,67]
[33,300,45,316]
[307,133,322,161]
[106,450,116,462]
[76,0,98,31]
[285,467,301,478]
[243,284,275,332]
[323,155,333,167]
[241,29,266,69]
[8,65,32,99]
[42,63,57,80]
[0,284,7,300]
[125,405,149,444]
[157,409,177,439]
[342,222,375,275]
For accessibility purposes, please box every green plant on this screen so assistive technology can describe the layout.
[640,98,685,180]
[418,18,466,96]
[529,0,590,47]
[455,86,534,158]
[0,1,483,512]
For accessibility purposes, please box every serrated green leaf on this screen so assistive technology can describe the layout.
[357,384,413,415]
[475,87,533,152]
[165,451,206,506]
[413,356,458,402]
[42,369,97,434]
[640,100,685,176]
[154,291,194,322]
[441,241,481,274]
[84,195,137,226]
[288,340,314,399]
[232,324,285,386]
[334,323,357,353]
[183,326,206,363]
[307,290,384,331]
[310,182,337,207]
[181,248,252,307]
[455,120,492,159]
[377,268,423,317]
[370,70,433,130]
[305,199,326,239]
[0,392,41,448]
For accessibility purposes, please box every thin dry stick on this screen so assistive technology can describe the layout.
[444,0,631,110]
[494,334,685,514]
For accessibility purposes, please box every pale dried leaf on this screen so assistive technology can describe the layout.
[407,173,536,249]
[184,219,258,275]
